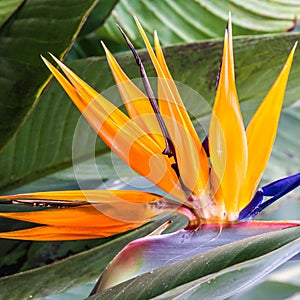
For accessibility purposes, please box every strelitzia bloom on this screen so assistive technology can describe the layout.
[0,15,299,291]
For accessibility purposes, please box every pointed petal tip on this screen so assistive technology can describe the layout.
[285,41,297,65]
[49,53,64,67]
[129,8,136,17]
[133,13,143,30]
[228,11,232,25]
[287,41,297,61]
[224,26,229,41]
[226,12,232,35]
[40,54,48,65]
[289,41,298,61]
[153,30,161,48]
[101,40,109,53]
[41,55,56,72]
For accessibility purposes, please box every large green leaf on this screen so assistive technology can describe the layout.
[88,226,300,300]
[67,0,120,60]
[74,0,300,58]
[231,281,300,300]
[78,0,119,36]
[150,238,300,300]
[0,32,299,192]
[0,0,24,28]
[0,0,120,279]
[94,222,299,292]
[0,0,99,152]
[0,216,184,299]
[230,260,300,300]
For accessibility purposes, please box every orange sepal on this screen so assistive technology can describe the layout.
[102,43,164,149]
[209,17,248,220]
[0,190,166,204]
[0,224,141,241]
[238,44,297,209]
[134,16,209,196]
[41,56,185,200]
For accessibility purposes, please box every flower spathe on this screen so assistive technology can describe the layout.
[0,15,299,241]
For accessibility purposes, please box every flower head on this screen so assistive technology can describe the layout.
[0,16,299,241]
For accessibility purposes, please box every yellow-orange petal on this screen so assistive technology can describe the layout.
[0,225,140,241]
[41,55,86,112]
[0,191,187,240]
[48,53,99,99]
[238,43,297,210]
[42,56,185,200]
[0,191,184,224]
[0,190,165,204]
[102,43,165,149]
[209,17,248,220]
[134,16,209,196]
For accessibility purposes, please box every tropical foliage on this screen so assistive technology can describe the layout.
[0,0,300,299]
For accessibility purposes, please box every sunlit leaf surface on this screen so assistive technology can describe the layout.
[0,0,24,27]
[72,0,300,58]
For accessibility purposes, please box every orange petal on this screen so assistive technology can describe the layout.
[102,43,165,149]
[0,190,166,204]
[0,191,188,240]
[0,225,140,241]
[238,43,297,210]
[134,17,209,196]
[42,56,185,200]
[209,17,248,220]
[0,191,183,225]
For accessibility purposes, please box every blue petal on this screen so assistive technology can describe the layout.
[239,190,263,220]
[262,172,300,198]
[239,172,300,220]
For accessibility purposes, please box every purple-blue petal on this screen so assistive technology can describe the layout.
[262,172,300,197]
[239,190,263,220]
[239,172,300,220]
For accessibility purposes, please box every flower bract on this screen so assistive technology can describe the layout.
[0,17,299,289]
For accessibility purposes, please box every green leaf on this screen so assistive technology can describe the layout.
[90,0,298,53]
[264,105,300,182]
[67,0,121,60]
[0,216,183,299]
[77,0,119,36]
[230,281,300,300]
[230,260,300,300]
[88,226,300,300]
[150,240,300,300]
[0,0,24,28]
[0,0,99,152]
[0,32,299,192]
[64,0,300,59]
[95,222,299,291]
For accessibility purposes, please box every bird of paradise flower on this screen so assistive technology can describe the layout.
[0,15,299,292]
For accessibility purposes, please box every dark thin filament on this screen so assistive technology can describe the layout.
[117,24,176,158]
[117,24,194,198]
